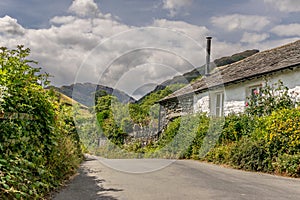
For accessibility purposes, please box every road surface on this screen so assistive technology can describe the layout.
[53,155,300,200]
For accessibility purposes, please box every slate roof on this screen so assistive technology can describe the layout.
[160,39,300,102]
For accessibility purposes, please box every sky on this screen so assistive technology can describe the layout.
[1,0,300,99]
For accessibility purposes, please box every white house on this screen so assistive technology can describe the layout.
[158,39,300,124]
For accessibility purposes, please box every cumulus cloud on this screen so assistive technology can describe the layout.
[50,16,76,25]
[264,0,300,12]
[271,23,300,37]
[0,9,241,95]
[153,19,209,41]
[69,0,100,17]
[0,15,25,35]
[211,14,270,32]
[241,32,270,43]
[0,0,298,98]
[162,0,193,17]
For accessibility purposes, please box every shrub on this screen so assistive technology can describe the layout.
[220,114,256,144]
[273,153,300,177]
[229,138,273,172]
[205,144,233,164]
[262,108,300,156]
[0,46,82,199]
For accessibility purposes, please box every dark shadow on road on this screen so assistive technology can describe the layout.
[52,166,123,200]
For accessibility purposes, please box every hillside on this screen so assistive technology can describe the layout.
[50,83,136,107]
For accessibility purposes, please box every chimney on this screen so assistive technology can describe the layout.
[205,36,212,75]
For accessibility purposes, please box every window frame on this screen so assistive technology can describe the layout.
[247,84,262,104]
[215,92,224,117]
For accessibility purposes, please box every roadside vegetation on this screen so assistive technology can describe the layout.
[1,44,296,199]
[0,46,83,199]
[92,80,300,178]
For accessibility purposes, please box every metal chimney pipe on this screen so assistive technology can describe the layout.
[205,36,212,75]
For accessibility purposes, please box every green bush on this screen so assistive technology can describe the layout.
[143,113,209,159]
[0,46,82,199]
[229,138,273,172]
[273,153,300,177]
[262,108,300,156]
[220,114,256,144]
[205,144,233,164]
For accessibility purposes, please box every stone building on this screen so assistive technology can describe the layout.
[158,39,300,128]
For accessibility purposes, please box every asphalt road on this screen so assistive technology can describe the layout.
[53,155,300,200]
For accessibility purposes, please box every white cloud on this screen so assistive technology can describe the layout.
[245,37,300,51]
[50,16,76,25]
[0,0,299,98]
[0,15,25,35]
[241,32,270,43]
[271,23,300,37]
[162,0,193,17]
[153,19,209,41]
[68,0,100,17]
[211,14,270,32]
[264,0,300,12]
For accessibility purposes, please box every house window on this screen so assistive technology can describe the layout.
[249,86,262,97]
[248,85,262,99]
[215,92,224,117]
[247,85,262,105]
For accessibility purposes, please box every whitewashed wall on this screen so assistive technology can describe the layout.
[193,66,300,116]
[193,92,209,113]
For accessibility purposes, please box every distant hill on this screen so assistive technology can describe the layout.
[51,50,259,106]
[139,49,259,102]
[49,83,136,107]
[152,49,259,92]
[54,90,88,109]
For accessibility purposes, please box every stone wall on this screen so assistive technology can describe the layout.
[128,122,158,138]
[224,101,245,115]
[194,95,209,113]
[159,94,194,131]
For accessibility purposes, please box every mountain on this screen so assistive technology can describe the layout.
[51,50,259,106]
[50,83,136,107]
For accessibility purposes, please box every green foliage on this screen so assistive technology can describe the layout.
[96,95,127,145]
[262,108,300,155]
[0,46,82,199]
[142,80,299,177]
[127,84,186,125]
[93,84,186,151]
[145,113,210,159]
[140,84,185,111]
[205,144,233,164]
[246,80,296,116]
[128,103,149,125]
[90,69,300,178]
[273,153,300,177]
[229,138,273,172]
[204,108,300,176]
[186,115,210,159]
[219,114,256,144]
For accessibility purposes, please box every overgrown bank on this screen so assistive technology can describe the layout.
[0,46,83,199]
